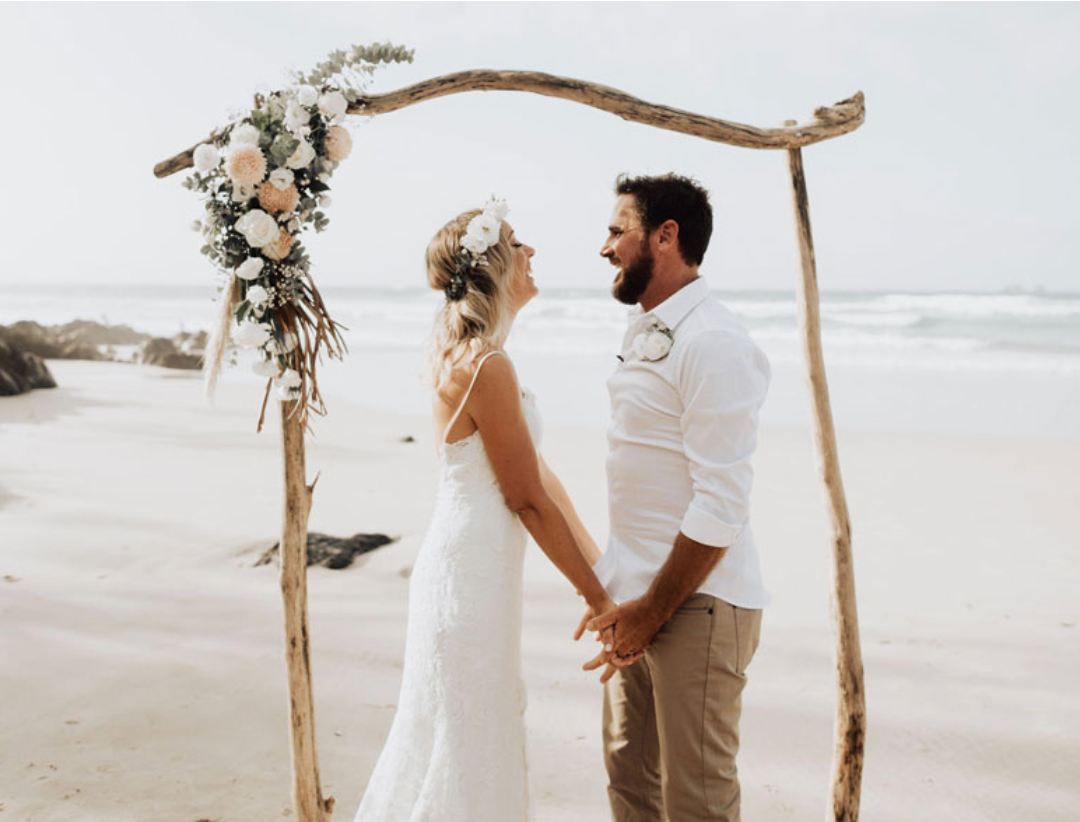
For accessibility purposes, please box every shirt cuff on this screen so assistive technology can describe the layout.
[680,503,743,549]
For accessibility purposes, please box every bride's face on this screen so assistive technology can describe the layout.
[504,223,538,312]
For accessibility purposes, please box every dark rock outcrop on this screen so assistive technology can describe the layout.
[139,337,202,370]
[0,336,57,396]
[255,532,395,569]
[0,321,207,371]
[1,320,104,360]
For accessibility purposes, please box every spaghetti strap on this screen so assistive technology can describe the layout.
[441,350,504,445]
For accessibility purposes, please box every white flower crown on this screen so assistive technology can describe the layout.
[445,197,510,301]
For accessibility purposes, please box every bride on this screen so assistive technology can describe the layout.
[353,199,621,821]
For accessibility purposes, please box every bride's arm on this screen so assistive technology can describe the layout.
[539,456,603,567]
[468,355,611,613]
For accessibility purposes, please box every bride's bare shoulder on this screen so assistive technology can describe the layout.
[434,351,514,409]
[434,366,472,411]
[470,350,518,395]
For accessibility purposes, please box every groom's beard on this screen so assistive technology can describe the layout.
[612,244,655,306]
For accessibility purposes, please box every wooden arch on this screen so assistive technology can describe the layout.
[156,70,867,822]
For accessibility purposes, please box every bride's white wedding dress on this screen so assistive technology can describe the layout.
[354,351,537,822]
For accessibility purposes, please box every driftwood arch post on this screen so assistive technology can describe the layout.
[155,70,867,822]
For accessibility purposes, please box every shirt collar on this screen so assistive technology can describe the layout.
[630,277,710,330]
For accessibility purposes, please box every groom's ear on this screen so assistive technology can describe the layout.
[655,219,680,255]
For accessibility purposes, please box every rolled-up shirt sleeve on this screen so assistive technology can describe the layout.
[675,330,771,548]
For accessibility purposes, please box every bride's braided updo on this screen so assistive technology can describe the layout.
[426,209,515,387]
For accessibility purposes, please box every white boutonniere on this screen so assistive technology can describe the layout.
[632,320,674,362]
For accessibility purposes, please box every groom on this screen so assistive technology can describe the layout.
[582,173,771,822]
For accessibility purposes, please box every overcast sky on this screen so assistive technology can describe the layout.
[1,2,1077,293]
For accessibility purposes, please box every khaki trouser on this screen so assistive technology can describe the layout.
[603,594,763,822]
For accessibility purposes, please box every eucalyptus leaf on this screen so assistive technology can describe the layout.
[270,134,300,165]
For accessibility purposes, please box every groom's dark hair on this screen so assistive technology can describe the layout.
[614,173,713,266]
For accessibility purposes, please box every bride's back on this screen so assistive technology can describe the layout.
[434,361,482,445]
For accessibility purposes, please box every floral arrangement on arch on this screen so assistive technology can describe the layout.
[184,42,413,429]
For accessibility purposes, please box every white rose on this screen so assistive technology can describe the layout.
[230,123,260,146]
[235,209,279,248]
[252,357,282,378]
[246,284,269,306]
[318,90,347,121]
[296,85,318,107]
[286,99,310,123]
[633,330,673,361]
[488,199,509,221]
[236,257,264,281]
[467,213,501,246]
[269,167,294,190]
[461,232,486,254]
[284,99,310,133]
[285,139,316,170]
[277,368,302,389]
[234,321,272,349]
[275,368,302,399]
[193,143,220,172]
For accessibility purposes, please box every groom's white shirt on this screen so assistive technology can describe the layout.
[594,277,771,609]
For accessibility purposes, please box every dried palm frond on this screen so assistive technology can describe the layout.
[255,274,349,433]
[203,272,240,400]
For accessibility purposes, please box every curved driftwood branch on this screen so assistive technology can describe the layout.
[153,70,864,177]
[348,70,864,147]
[786,146,866,821]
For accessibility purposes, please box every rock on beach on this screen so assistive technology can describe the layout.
[0,321,209,395]
[0,335,56,396]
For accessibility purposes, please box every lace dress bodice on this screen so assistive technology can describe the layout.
[354,353,539,822]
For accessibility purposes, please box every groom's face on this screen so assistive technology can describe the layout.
[601,194,654,306]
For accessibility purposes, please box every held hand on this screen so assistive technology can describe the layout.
[574,603,606,671]
[576,599,646,684]
[573,600,612,652]
[580,624,641,674]
[573,593,615,642]
[586,596,664,659]
[581,635,645,684]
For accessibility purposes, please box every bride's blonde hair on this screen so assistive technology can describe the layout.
[426,209,515,387]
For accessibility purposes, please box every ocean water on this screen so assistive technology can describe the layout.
[3,283,1078,438]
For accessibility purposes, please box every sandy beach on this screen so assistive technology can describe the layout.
[2,359,1078,822]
